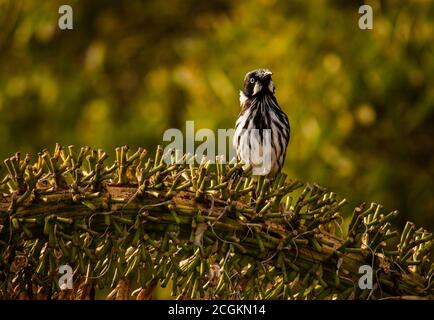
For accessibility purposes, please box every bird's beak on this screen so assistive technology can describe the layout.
[253,82,262,96]
[262,71,274,93]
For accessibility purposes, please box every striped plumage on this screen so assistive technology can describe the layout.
[233,69,290,178]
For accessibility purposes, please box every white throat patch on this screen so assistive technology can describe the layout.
[239,91,248,105]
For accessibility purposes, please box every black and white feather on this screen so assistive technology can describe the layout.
[233,69,290,178]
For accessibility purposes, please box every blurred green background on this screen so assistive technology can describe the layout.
[0,0,433,233]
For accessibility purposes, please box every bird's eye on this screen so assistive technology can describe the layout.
[249,78,255,84]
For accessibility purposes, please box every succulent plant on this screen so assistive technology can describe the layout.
[0,145,432,300]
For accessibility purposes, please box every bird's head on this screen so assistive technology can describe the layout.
[242,69,275,99]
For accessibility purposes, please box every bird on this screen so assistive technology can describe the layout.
[233,69,290,179]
